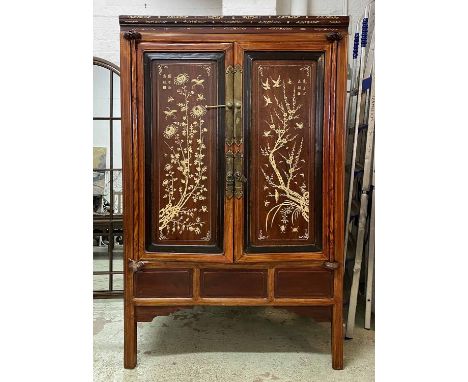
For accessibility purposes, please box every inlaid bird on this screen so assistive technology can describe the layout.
[264,95,272,106]
[272,75,281,88]
[295,122,304,129]
[191,75,205,89]
[164,108,177,119]
[261,78,270,90]
[263,130,272,137]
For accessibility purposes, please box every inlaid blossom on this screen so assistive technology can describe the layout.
[163,124,177,139]
[190,105,206,118]
[174,73,189,85]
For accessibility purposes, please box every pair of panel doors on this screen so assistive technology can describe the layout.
[137,40,335,264]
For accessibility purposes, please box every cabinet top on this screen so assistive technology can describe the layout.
[119,15,349,28]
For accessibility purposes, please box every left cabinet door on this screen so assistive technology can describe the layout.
[131,42,234,262]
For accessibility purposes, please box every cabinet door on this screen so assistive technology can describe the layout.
[137,43,234,262]
[234,42,337,262]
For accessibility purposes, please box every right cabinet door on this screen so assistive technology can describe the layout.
[234,41,336,262]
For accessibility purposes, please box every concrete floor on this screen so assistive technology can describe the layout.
[94,300,374,381]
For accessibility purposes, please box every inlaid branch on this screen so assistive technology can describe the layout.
[158,70,210,239]
[260,71,310,236]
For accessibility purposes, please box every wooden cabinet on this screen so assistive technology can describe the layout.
[120,15,349,370]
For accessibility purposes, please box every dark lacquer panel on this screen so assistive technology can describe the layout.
[134,269,193,298]
[144,52,225,253]
[274,268,332,298]
[244,52,324,253]
[200,269,267,298]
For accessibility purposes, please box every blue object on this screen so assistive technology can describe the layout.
[361,18,368,47]
[353,33,359,59]
[362,76,372,91]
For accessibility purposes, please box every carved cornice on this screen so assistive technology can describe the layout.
[326,32,343,42]
[119,15,349,28]
[123,29,142,41]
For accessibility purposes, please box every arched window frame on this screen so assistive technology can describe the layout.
[93,57,123,298]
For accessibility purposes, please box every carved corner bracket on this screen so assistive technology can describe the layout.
[322,261,340,271]
[128,258,146,272]
[123,29,142,41]
[326,32,343,42]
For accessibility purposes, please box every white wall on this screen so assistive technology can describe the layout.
[94,0,372,68]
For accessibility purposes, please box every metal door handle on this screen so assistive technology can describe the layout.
[206,102,233,109]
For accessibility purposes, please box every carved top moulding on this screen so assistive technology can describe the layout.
[119,15,349,29]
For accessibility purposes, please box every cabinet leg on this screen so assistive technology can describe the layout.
[331,304,344,370]
[124,305,137,369]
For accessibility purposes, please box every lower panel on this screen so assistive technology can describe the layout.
[275,267,333,298]
[200,269,268,298]
[134,269,193,298]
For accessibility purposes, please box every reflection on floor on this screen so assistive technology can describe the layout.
[94,300,374,381]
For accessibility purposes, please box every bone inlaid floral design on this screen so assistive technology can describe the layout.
[254,63,314,242]
[156,63,214,241]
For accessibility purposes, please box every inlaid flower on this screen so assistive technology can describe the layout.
[190,105,206,118]
[163,124,177,139]
[174,73,189,85]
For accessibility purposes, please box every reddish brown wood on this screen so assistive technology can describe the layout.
[200,269,268,298]
[274,268,333,298]
[120,32,137,370]
[120,15,348,371]
[134,269,193,298]
[135,42,234,263]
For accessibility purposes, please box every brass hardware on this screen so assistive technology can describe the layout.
[225,150,234,199]
[128,259,146,272]
[322,261,340,270]
[233,65,243,145]
[225,65,234,146]
[205,103,233,109]
[234,152,246,198]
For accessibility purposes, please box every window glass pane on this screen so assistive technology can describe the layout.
[93,241,109,273]
[94,65,110,117]
[93,171,111,214]
[93,120,110,169]
[93,275,109,291]
[113,73,121,117]
[112,170,123,214]
[113,274,124,291]
[113,121,122,168]
[94,121,111,214]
